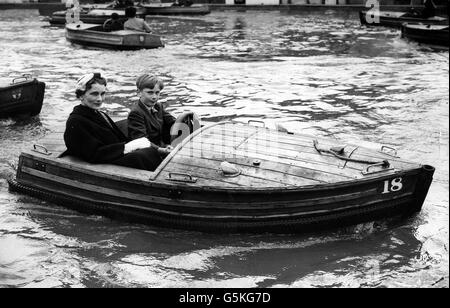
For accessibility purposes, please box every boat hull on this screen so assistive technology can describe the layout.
[49,8,144,25]
[401,23,450,47]
[9,147,434,233]
[0,78,45,118]
[359,10,449,28]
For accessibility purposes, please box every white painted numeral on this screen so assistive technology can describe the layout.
[365,0,380,24]
[382,177,403,194]
[65,0,80,24]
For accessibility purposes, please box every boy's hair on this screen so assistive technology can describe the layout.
[111,12,119,20]
[75,73,107,98]
[125,6,137,18]
[136,74,164,91]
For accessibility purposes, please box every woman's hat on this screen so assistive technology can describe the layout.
[76,72,103,92]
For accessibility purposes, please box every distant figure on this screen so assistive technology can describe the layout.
[422,0,437,18]
[124,6,152,33]
[103,13,124,32]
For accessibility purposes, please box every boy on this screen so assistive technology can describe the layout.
[103,13,124,32]
[127,74,175,157]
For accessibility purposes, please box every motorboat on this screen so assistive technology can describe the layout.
[0,75,45,119]
[65,23,164,50]
[359,10,448,28]
[8,117,435,233]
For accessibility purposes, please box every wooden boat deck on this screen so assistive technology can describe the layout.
[31,121,420,190]
[12,120,435,231]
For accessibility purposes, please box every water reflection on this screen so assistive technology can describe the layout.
[0,194,433,288]
[0,9,448,288]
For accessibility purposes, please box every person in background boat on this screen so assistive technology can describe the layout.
[103,13,124,32]
[123,6,152,33]
[127,74,175,157]
[64,73,163,171]
[421,0,437,18]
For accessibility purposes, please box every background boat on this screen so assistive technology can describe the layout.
[65,23,164,50]
[0,75,45,119]
[401,23,449,47]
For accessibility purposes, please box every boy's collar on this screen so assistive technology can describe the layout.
[139,100,160,114]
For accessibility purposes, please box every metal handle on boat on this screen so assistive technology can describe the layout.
[380,145,398,157]
[167,172,197,183]
[362,160,392,175]
[248,120,266,128]
[32,144,52,156]
[12,74,33,84]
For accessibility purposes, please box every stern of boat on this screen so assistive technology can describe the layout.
[410,164,435,213]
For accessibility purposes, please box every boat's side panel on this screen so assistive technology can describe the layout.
[0,80,45,118]
[66,28,124,46]
[49,7,146,25]
[402,25,450,46]
[122,33,164,48]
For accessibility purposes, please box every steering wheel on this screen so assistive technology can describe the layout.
[170,111,200,146]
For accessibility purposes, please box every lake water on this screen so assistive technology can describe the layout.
[0,8,448,288]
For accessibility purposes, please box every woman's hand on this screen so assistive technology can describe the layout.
[157,145,173,156]
[124,137,151,154]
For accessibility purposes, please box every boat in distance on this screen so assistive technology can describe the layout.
[401,23,449,47]
[49,8,145,25]
[141,3,211,15]
[65,23,164,50]
[8,120,435,233]
[39,1,116,16]
[359,10,448,28]
[0,75,45,119]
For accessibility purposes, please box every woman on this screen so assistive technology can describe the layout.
[64,73,162,171]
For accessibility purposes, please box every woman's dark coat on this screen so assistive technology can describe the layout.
[64,104,161,171]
